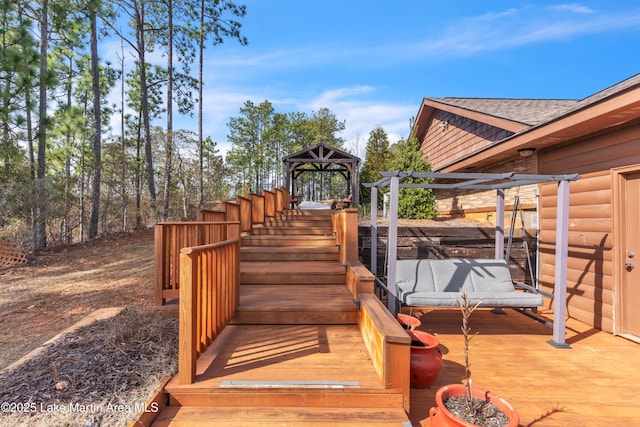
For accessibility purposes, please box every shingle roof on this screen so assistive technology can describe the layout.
[565,73,640,113]
[425,73,640,129]
[426,98,578,126]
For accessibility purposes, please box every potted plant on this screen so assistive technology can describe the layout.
[429,293,519,427]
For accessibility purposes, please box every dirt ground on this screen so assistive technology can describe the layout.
[0,229,155,371]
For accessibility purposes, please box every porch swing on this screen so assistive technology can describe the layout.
[364,171,580,348]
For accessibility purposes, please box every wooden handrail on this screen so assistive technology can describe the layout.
[178,234,240,384]
[154,221,240,305]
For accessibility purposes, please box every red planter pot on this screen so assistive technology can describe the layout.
[397,313,421,330]
[429,384,520,427]
[408,330,442,388]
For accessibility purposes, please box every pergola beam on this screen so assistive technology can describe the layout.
[368,170,579,348]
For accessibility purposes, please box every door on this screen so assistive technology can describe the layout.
[622,173,640,337]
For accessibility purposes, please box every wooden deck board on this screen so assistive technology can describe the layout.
[167,324,384,391]
[407,308,640,426]
[154,405,411,426]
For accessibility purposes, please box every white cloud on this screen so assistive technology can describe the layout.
[550,3,595,14]
[407,5,640,58]
[305,87,415,157]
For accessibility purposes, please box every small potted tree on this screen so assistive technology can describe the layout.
[429,293,519,427]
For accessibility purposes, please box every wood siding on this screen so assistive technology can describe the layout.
[419,110,514,171]
[538,123,640,332]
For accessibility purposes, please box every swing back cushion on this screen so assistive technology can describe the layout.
[395,258,543,308]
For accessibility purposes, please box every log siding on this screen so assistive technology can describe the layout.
[538,123,640,332]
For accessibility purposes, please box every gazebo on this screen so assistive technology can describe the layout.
[365,171,580,348]
[283,143,360,205]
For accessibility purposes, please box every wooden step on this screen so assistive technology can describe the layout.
[268,213,334,221]
[166,388,405,408]
[240,261,346,285]
[264,218,333,227]
[251,226,334,236]
[242,235,337,247]
[275,209,334,218]
[162,325,405,410]
[240,246,340,262]
[153,405,411,426]
[232,285,358,324]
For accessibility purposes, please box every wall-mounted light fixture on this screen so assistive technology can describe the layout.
[517,148,536,158]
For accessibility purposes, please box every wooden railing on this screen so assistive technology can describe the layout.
[263,189,276,218]
[332,207,359,264]
[154,222,239,305]
[178,226,240,384]
[251,194,265,224]
[358,292,411,412]
[237,196,252,232]
[155,188,291,305]
[196,209,226,222]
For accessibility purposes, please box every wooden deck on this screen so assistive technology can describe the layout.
[154,208,411,426]
[407,307,640,426]
[153,203,640,426]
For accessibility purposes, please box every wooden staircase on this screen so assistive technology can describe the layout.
[155,209,411,426]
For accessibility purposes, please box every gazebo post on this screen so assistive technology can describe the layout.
[386,176,399,316]
[370,186,378,279]
[352,163,360,206]
[548,179,572,348]
[495,189,505,259]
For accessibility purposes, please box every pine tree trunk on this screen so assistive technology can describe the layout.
[35,0,48,249]
[88,10,101,239]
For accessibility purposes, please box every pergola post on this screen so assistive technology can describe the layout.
[495,189,505,260]
[386,176,399,316]
[548,179,572,348]
[370,186,378,278]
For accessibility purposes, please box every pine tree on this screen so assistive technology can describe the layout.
[388,135,437,219]
[360,126,391,206]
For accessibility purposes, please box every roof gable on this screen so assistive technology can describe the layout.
[414,73,640,172]
[284,143,360,163]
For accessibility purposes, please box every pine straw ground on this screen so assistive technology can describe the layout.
[0,229,177,427]
[0,307,177,427]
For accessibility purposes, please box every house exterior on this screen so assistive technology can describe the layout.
[412,74,640,340]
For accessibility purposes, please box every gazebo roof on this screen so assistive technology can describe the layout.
[284,143,360,165]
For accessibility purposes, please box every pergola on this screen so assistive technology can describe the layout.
[283,143,360,205]
[364,171,580,348]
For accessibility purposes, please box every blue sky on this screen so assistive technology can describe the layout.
[147,1,640,157]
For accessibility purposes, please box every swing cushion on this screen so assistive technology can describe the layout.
[395,258,543,308]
